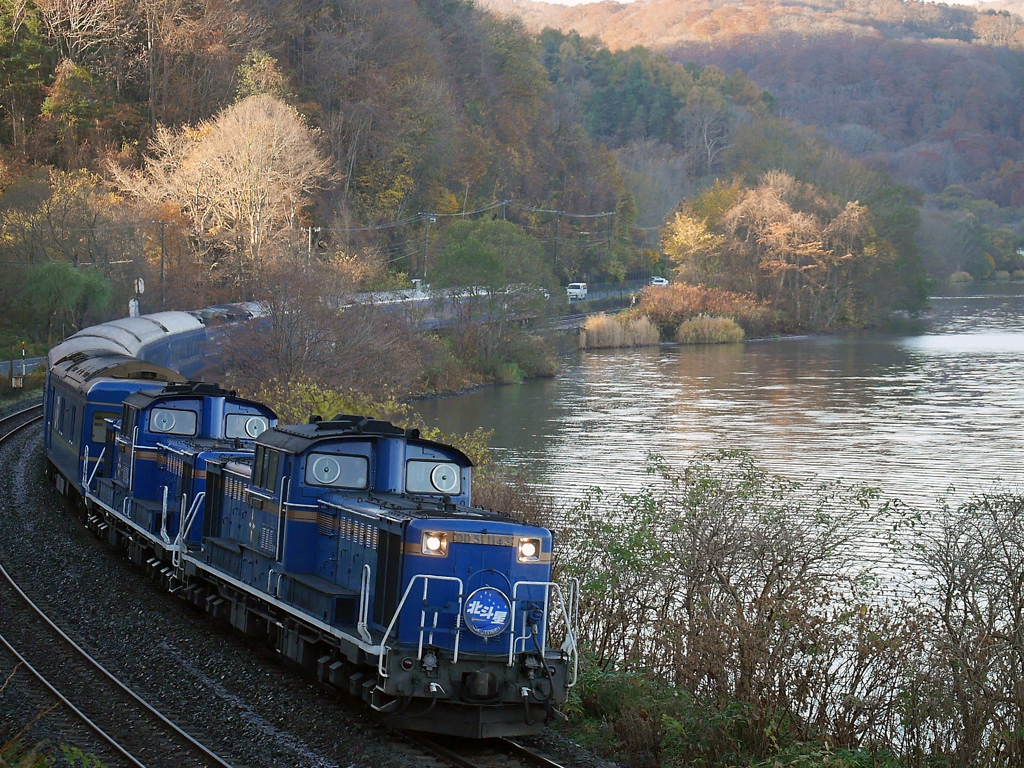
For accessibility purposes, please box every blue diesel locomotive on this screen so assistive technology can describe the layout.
[87,381,276,564]
[186,414,578,737]
[44,324,578,738]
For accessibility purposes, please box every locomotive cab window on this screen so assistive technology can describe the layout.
[253,446,280,491]
[225,413,269,439]
[406,460,461,495]
[122,405,136,436]
[304,453,368,489]
[149,407,198,436]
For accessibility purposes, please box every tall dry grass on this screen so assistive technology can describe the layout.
[675,315,744,344]
[639,283,773,337]
[579,313,660,349]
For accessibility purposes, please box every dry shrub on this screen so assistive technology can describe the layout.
[639,283,772,337]
[227,259,426,397]
[580,313,660,349]
[675,315,745,344]
[559,452,906,762]
[472,466,559,530]
[613,711,664,768]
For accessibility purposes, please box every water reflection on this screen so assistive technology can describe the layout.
[415,289,1024,510]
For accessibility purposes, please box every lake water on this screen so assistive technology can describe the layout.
[415,284,1024,512]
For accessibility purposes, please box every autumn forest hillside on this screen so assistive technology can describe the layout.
[485,0,1024,278]
[0,0,976,369]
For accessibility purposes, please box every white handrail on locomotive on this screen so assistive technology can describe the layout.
[105,488,175,548]
[160,485,170,544]
[512,579,580,689]
[276,476,290,562]
[81,445,106,492]
[127,427,139,491]
[173,492,205,568]
[376,573,466,679]
[88,449,105,489]
[358,563,373,645]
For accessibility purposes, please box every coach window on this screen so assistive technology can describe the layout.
[91,412,117,443]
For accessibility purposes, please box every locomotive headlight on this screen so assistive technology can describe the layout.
[421,531,448,556]
[517,537,541,562]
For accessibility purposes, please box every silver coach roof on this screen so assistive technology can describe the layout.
[48,312,204,368]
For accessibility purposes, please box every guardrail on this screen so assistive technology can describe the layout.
[1,358,44,377]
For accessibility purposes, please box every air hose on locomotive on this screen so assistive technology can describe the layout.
[522,615,556,726]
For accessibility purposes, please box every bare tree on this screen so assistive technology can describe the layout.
[908,492,1024,767]
[36,0,120,63]
[227,257,425,397]
[111,94,334,292]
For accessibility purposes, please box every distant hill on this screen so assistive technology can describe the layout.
[482,0,1024,50]
[484,0,1024,208]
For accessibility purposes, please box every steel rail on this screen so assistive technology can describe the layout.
[501,739,571,768]
[0,630,148,768]
[0,410,235,768]
[0,403,43,441]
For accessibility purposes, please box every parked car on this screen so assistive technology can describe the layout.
[649,276,669,287]
[566,282,588,300]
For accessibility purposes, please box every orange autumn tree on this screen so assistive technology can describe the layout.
[662,170,898,331]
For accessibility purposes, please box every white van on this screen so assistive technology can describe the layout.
[566,282,588,301]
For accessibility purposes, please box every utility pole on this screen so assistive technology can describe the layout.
[306,226,321,262]
[160,221,166,308]
[422,216,435,281]
[553,211,559,273]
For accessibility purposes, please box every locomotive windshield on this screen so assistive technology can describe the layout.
[406,460,461,494]
[149,407,197,436]
[305,453,368,488]
[225,414,269,439]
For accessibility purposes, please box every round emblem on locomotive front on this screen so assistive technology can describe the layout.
[463,587,512,638]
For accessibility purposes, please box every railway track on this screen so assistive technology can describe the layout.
[0,402,43,440]
[0,404,235,768]
[0,402,593,768]
[399,732,571,768]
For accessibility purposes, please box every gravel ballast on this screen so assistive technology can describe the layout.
[0,411,614,768]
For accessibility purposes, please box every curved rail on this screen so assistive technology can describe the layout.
[0,411,235,768]
[0,402,43,441]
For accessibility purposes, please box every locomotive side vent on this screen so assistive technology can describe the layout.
[317,508,337,537]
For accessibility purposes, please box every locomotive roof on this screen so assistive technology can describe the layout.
[338,493,513,523]
[122,381,274,414]
[259,414,473,466]
[51,351,184,389]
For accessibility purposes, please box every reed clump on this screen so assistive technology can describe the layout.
[638,283,772,338]
[579,313,660,349]
[675,315,745,344]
